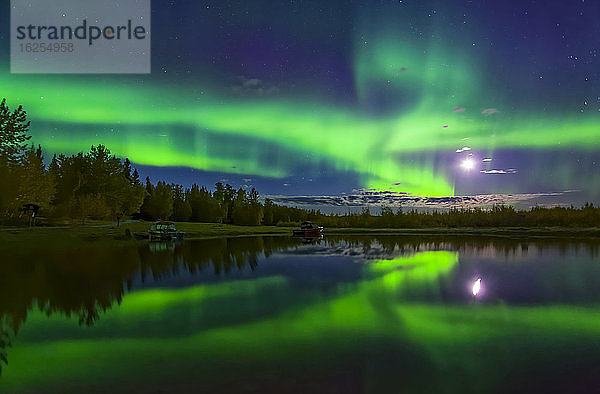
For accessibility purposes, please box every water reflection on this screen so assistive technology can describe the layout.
[1,235,600,339]
[472,278,482,296]
[1,235,600,391]
[0,237,303,336]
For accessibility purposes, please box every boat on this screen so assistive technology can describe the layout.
[292,221,324,238]
[148,221,184,241]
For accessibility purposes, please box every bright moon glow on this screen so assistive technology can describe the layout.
[3,4,600,201]
[461,158,475,171]
[472,278,482,296]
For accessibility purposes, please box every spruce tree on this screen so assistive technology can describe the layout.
[0,98,31,165]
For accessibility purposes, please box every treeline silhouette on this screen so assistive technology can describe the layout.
[0,236,303,375]
[2,97,600,228]
[139,179,264,225]
[303,204,600,228]
[0,98,266,225]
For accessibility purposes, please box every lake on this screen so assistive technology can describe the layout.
[1,235,600,393]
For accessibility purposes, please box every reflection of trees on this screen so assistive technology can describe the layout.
[139,236,301,280]
[12,234,586,339]
[0,242,141,374]
[0,243,142,331]
[324,234,600,258]
[1,234,598,375]
[0,236,301,374]
[0,315,13,375]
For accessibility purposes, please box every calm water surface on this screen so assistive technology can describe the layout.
[1,235,600,393]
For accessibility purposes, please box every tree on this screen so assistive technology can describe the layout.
[0,99,36,222]
[380,206,395,227]
[231,188,264,225]
[50,153,87,219]
[0,159,16,221]
[214,182,236,223]
[13,145,55,216]
[0,98,31,165]
[171,184,191,221]
[74,193,111,222]
[48,146,145,223]
[263,198,275,225]
[140,176,154,218]
[103,157,145,225]
[187,184,221,222]
[140,181,173,220]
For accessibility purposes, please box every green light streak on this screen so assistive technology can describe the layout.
[370,251,458,283]
[40,130,287,178]
[1,23,599,196]
[354,34,479,108]
[2,75,455,195]
[4,289,600,390]
[3,251,600,392]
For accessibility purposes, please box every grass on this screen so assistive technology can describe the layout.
[0,221,295,251]
[1,221,600,252]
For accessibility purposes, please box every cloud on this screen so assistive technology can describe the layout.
[266,189,574,210]
[242,78,261,88]
[482,158,492,162]
[456,147,472,153]
[453,106,466,112]
[480,169,506,174]
[481,108,500,115]
[229,75,280,96]
[480,168,517,174]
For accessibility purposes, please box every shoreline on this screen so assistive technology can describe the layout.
[1,221,600,245]
[325,226,600,238]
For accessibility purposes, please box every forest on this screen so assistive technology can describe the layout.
[2,97,600,228]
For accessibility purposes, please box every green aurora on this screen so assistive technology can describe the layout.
[2,21,599,197]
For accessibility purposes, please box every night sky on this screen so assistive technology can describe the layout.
[1,0,599,210]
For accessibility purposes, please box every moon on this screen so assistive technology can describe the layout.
[461,158,475,171]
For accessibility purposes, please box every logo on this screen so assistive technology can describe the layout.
[11,0,151,74]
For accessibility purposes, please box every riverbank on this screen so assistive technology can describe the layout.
[0,221,293,248]
[326,226,600,238]
[1,221,600,251]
